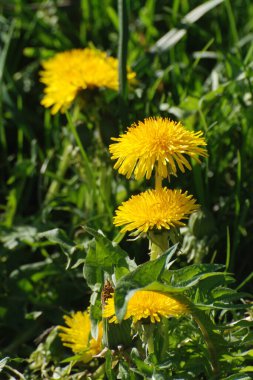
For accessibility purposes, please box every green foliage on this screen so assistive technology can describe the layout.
[0,0,253,378]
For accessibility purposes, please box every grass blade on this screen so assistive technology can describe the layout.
[150,0,224,53]
[118,0,129,125]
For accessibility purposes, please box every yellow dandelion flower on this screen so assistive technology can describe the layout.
[114,187,199,234]
[109,117,207,180]
[58,310,102,363]
[103,290,188,324]
[40,48,135,114]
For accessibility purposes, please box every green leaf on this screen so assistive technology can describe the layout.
[162,264,236,297]
[38,228,75,251]
[90,294,102,339]
[0,19,15,82]
[83,240,103,291]
[84,227,133,271]
[223,375,252,380]
[162,263,224,286]
[225,319,253,329]
[105,350,117,380]
[131,348,153,376]
[240,366,253,373]
[0,357,9,373]
[211,287,251,302]
[198,273,235,294]
[38,228,76,269]
[83,227,136,290]
[0,225,38,250]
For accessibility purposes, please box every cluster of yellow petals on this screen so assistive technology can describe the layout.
[40,48,135,114]
[114,187,198,234]
[110,117,207,180]
[103,290,188,324]
[58,310,102,363]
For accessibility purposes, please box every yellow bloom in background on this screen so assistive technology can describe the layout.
[114,187,198,234]
[40,48,135,114]
[110,117,207,180]
[58,310,102,363]
[103,290,188,323]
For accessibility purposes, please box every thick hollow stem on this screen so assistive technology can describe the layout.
[155,171,162,190]
[149,230,169,260]
[142,324,155,354]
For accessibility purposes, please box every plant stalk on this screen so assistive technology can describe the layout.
[155,171,162,190]
[149,230,169,260]
[118,0,129,125]
[193,312,220,377]
[45,144,73,202]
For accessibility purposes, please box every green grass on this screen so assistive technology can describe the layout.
[0,0,253,378]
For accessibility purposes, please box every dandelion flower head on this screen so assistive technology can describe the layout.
[40,48,135,114]
[114,187,199,234]
[110,117,207,180]
[58,310,102,363]
[103,290,188,324]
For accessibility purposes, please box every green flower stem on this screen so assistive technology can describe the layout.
[155,171,162,190]
[66,111,94,183]
[149,230,169,260]
[147,335,154,354]
[45,143,73,202]
[160,318,169,361]
[142,324,155,354]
